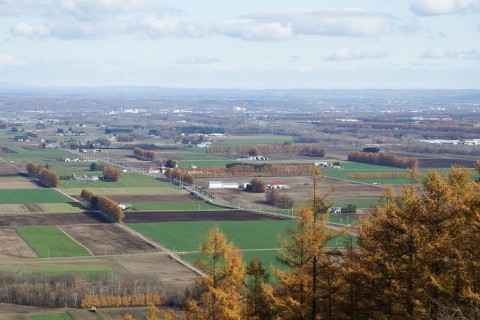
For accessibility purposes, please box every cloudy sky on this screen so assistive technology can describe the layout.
[0,0,479,89]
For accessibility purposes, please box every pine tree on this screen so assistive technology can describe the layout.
[245,259,273,320]
[185,226,246,320]
[271,203,338,320]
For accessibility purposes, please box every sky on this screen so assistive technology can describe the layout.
[0,0,479,89]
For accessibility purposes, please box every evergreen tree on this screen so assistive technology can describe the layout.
[185,226,246,320]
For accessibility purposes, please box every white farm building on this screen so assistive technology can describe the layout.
[208,181,239,189]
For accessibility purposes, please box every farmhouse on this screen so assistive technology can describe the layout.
[208,181,239,189]
[266,182,290,189]
[196,141,212,148]
[236,155,269,161]
[329,207,342,214]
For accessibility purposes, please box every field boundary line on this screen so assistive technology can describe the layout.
[57,226,94,256]
[115,223,206,277]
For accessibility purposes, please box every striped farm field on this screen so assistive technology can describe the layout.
[31,313,72,320]
[0,189,72,204]
[15,226,90,258]
[132,201,224,211]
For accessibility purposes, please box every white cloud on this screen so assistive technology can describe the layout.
[460,50,480,59]
[175,56,222,65]
[55,0,172,21]
[411,0,480,16]
[419,48,458,58]
[236,9,398,39]
[10,22,51,37]
[419,48,480,59]
[324,48,389,61]
[137,17,178,37]
[0,0,47,16]
[215,19,294,41]
[0,54,25,68]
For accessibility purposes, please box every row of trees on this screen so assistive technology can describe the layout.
[81,293,164,308]
[26,163,59,187]
[206,144,326,157]
[80,188,124,222]
[166,168,480,320]
[345,171,408,179]
[298,145,326,157]
[133,147,158,161]
[164,168,195,185]
[190,163,320,177]
[117,135,135,142]
[347,150,418,168]
[0,272,169,308]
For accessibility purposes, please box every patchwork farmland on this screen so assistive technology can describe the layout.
[0,146,357,282]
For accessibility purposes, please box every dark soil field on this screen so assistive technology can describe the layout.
[61,224,158,255]
[0,162,22,176]
[123,210,288,223]
[417,158,475,168]
[0,212,110,226]
[0,227,38,258]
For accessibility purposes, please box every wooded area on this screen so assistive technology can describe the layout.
[166,168,480,320]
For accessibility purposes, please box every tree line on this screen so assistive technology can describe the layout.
[0,272,169,309]
[80,188,124,222]
[81,293,164,308]
[346,171,408,179]
[206,144,326,157]
[189,163,320,177]
[164,168,195,185]
[347,150,418,168]
[133,147,158,161]
[158,167,480,320]
[26,162,59,187]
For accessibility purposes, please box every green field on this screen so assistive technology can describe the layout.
[210,135,294,146]
[323,162,475,185]
[63,186,185,196]
[2,147,68,161]
[132,201,225,211]
[31,313,72,320]
[38,265,114,277]
[129,220,355,252]
[328,198,382,209]
[181,235,356,271]
[16,226,91,258]
[0,189,72,204]
[179,159,238,168]
[58,172,175,189]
